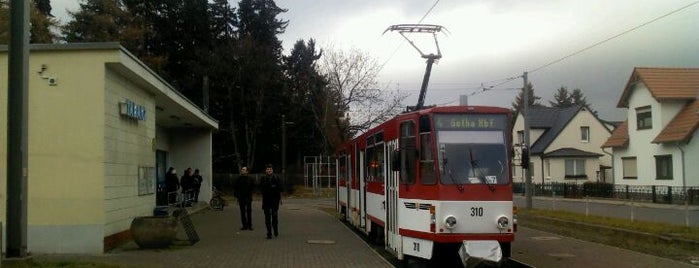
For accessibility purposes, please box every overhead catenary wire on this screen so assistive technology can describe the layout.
[528,0,699,74]
[467,0,699,98]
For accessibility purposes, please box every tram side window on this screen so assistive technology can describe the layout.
[420,132,435,184]
[366,145,377,182]
[365,134,386,183]
[375,143,385,182]
[355,145,361,188]
[400,121,416,184]
[419,114,435,184]
[338,154,347,182]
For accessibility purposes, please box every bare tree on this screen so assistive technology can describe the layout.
[319,46,407,138]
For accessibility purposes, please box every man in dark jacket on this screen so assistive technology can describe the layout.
[260,164,282,239]
[234,166,254,230]
[180,168,195,207]
[165,167,179,205]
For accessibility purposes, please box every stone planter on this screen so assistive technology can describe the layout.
[130,216,178,249]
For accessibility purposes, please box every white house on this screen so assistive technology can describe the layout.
[513,105,613,184]
[602,67,698,188]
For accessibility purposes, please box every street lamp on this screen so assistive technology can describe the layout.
[281,114,294,188]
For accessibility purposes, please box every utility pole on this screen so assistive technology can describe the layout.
[7,0,30,258]
[281,115,293,188]
[282,114,286,187]
[522,72,533,209]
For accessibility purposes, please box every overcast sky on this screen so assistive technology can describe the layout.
[51,0,699,121]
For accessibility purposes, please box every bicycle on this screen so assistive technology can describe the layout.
[209,186,226,210]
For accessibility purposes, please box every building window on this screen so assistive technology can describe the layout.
[545,159,551,177]
[138,166,156,195]
[654,155,673,180]
[621,157,637,179]
[564,159,586,179]
[517,130,524,146]
[580,126,590,142]
[636,106,652,130]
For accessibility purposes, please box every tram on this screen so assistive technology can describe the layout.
[335,105,516,263]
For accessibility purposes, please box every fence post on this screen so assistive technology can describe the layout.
[585,195,589,217]
[652,185,657,203]
[625,185,629,199]
[630,198,635,222]
[667,186,672,204]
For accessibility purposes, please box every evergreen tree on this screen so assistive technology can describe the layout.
[29,2,57,43]
[62,0,144,53]
[33,0,51,17]
[0,1,57,44]
[0,1,8,43]
[547,86,597,114]
[511,81,542,115]
[207,0,240,172]
[570,88,589,107]
[283,39,335,154]
[550,86,573,107]
[229,0,289,170]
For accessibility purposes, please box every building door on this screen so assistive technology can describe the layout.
[156,150,168,205]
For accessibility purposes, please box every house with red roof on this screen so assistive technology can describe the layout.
[602,67,699,187]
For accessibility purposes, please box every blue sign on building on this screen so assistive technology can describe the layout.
[119,99,147,121]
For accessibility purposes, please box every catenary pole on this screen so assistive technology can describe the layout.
[523,72,533,209]
[282,114,286,187]
[7,0,30,258]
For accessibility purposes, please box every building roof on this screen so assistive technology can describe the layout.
[1,42,219,129]
[617,67,699,108]
[544,147,603,158]
[652,100,699,144]
[527,105,583,154]
[601,121,629,148]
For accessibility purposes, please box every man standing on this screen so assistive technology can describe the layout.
[192,169,203,203]
[260,164,282,239]
[180,168,194,207]
[234,166,254,230]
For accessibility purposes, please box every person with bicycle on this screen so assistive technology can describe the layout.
[260,164,282,239]
[234,166,255,230]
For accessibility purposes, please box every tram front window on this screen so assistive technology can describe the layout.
[437,131,508,185]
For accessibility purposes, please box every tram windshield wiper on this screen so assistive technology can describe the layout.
[469,148,495,192]
[441,144,463,192]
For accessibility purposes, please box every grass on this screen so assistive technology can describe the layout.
[518,208,699,264]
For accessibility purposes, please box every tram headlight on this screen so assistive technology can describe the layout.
[497,216,509,229]
[445,215,457,230]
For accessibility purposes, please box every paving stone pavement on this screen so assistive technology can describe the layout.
[36,198,393,268]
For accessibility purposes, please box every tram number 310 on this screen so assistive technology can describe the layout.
[470,207,484,217]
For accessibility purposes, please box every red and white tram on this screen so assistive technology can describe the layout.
[336,105,516,263]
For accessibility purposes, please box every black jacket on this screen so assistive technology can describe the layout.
[260,174,282,209]
[234,174,255,202]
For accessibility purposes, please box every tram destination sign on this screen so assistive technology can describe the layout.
[434,114,507,131]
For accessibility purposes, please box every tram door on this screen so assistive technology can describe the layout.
[385,139,400,255]
[359,150,366,228]
[346,153,352,222]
